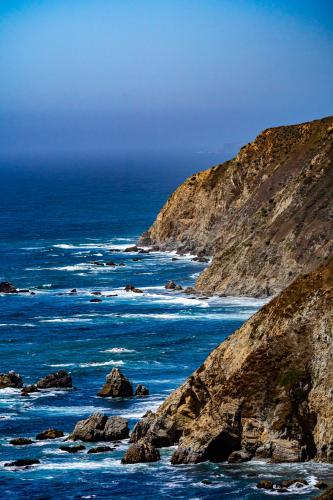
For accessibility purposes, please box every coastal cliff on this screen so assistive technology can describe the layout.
[129,257,333,464]
[140,116,333,297]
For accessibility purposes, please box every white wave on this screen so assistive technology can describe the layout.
[0,323,35,327]
[101,348,135,353]
[40,318,92,323]
[48,360,124,368]
[37,458,119,470]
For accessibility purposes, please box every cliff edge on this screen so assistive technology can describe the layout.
[129,257,333,464]
[140,116,333,296]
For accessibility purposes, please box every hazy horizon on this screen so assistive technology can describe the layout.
[0,0,332,160]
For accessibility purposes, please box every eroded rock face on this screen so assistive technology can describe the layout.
[121,439,160,464]
[97,368,133,398]
[36,371,72,389]
[130,258,333,464]
[0,371,23,389]
[70,413,129,442]
[140,116,333,297]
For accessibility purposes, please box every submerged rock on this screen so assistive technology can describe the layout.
[70,413,129,442]
[87,445,113,454]
[0,371,23,389]
[135,384,149,396]
[36,370,72,389]
[227,450,253,463]
[9,437,33,446]
[124,246,139,252]
[256,480,274,490]
[59,444,86,453]
[97,368,133,398]
[90,298,102,302]
[0,281,18,293]
[36,429,64,440]
[4,459,40,468]
[121,439,160,464]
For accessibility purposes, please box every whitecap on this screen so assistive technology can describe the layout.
[101,348,135,353]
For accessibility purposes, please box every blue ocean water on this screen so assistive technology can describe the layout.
[0,155,331,499]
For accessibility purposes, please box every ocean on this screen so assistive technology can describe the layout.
[0,154,331,499]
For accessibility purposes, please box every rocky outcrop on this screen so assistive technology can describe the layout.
[130,257,333,464]
[135,384,149,396]
[97,368,133,398]
[4,459,40,468]
[140,116,333,297]
[59,444,85,453]
[121,438,160,464]
[0,371,23,388]
[36,371,72,389]
[70,413,129,442]
[0,282,18,293]
[36,429,64,440]
[9,437,33,446]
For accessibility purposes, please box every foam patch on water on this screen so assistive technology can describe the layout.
[101,348,136,353]
[48,360,124,368]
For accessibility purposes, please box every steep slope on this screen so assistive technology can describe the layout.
[129,257,333,464]
[140,116,333,296]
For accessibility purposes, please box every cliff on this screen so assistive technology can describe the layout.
[129,257,333,464]
[140,116,333,296]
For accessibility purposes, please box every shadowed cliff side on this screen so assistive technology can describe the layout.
[140,116,333,296]
[128,257,333,464]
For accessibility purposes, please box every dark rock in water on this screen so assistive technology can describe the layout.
[36,428,64,440]
[36,370,72,389]
[135,384,149,396]
[124,246,139,252]
[257,480,274,490]
[18,289,30,293]
[278,478,308,488]
[227,450,253,463]
[87,446,113,454]
[0,281,18,293]
[70,289,77,293]
[30,292,36,295]
[0,371,23,389]
[70,413,129,442]
[201,479,214,485]
[124,284,143,293]
[108,248,118,252]
[165,280,176,290]
[174,284,183,290]
[97,368,133,398]
[107,294,118,297]
[91,261,104,266]
[90,298,102,302]
[106,261,116,266]
[172,257,179,261]
[4,459,40,468]
[318,486,333,499]
[192,256,209,263]
[121,438,160,464]
[138,249,150,254]
[59,444,85,453]
[132,257,142,261]
[118,262,126,266]
[91,291,102,295]
[316,482,329,490]
[184,286,196,294]
[21,384,38,396]
[10,437,33,446]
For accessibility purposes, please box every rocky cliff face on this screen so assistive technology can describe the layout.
[140,116,333,296]
[130,257,333,464]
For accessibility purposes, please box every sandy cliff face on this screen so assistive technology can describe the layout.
[141,116,333,296]
[130,257,333,464]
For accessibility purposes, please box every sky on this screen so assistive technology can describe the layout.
[0,0,332,158]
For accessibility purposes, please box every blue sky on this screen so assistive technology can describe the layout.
[0,0,332,157]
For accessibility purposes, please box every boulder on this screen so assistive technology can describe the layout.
[165,280,176,290]
[121,438,160,464]
[138,249,150,254]
[192,257,209,263]
[21,384,38,396]
[227,450,253,463]
[91,291,102,295]
[174,284,183,290]
[279,478,308,488]
[70,413,129,442]
[118,262,126,267]
[9,437,33,446]
[124,284,143,293]
[36,428,64,440]
[36,370,72,389]
[124,246,139,252]
[316,482,329,490]
[4,459,40,468]
[106,261,116,266]
[90,298,102,302]
[97,368,133,398]
[70,289,77,293]
[184,286,196,294]
[257,480,274,490]
[0,282,18,293]
[87,446,113,454]
[59,444,85,453]
[0,371,23,388]
[135,384,149,396]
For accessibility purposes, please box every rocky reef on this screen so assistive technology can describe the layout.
[129,257,333,464]
[140,116,333,297]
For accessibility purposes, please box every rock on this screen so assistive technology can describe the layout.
[318,486,333,499]
[0,371,23,389]
[36,370,72,389]
[9,437,33,446]
[174,284,183,290]
[124,284,143,293]
[0,281,18,293]
[227,450,253,463]
[135,384,149,396]
[70,413,129,442]
[106,294,118,297]
[59,444,86,453]
[256,480,274,490]
[124,246,139,252]
[87,446,113,454]
[316,482,329,490]
[138,249,150,254]
[91,261,104,266]
[118,262,126,266]
[106,261,116,266]
[70,288,77,293]
[132,258,141,261]
[172,257,179,261]
[36,429,64,440]
[18,289,30,293]
[90,298,102,302]
[184,287,196,294]
[121,439,160,464]
[192,257,209,263]
[165,280,177,290]
[279,478,308,488]
[97,368,133,398]
[4,459,40,468]
[91,291,102,295]
[21,384,38,396]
